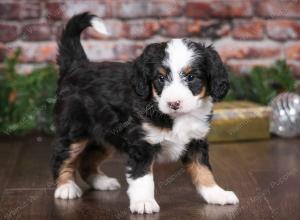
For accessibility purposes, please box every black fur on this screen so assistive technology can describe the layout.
[184,41,229,101]
[204,45,230,101]
[133,43,167,99]
[51,13,229,182]
[181,139,211,170]
[57,12,94,74]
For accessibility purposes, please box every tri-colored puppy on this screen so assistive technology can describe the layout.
[52,12,239,214]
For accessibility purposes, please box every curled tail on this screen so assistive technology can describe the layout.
[57,12,108,73]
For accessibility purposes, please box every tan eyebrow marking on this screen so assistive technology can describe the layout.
[183,66,192,75]
[158,67,167,76]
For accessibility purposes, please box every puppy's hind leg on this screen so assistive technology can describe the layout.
[79,144,120,191]
[52,139,88,199]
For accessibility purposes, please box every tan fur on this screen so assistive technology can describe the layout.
[158,67,167,76]
[183,65,192,75]
[56,140,88,186]
[143,122,171,139]
[185,161,215,187]
[198,86,207,98]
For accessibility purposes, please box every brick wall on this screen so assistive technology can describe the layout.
[0,0,300,80]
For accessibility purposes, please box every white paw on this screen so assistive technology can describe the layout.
[130,199,160,214]
[88,174,121,191]
[199,185,239,205]
[54,180,82,199]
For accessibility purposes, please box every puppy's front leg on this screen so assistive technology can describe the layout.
[182,140,239,205]
[126,141,159,214]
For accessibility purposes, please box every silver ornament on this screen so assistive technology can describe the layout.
[269,92,300,138]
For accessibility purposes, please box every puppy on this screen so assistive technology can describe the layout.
[52,12,239,214]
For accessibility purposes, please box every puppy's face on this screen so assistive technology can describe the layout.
[152,39,207,115]
[134,39,229,116]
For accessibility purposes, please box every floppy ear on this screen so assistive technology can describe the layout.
[133,43,166,99]
[133,54,151,99]
[205,45,229,102]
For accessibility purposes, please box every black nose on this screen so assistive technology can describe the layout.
[167,101,181,110]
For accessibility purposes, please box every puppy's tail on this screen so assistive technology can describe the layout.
[57,12,108,73]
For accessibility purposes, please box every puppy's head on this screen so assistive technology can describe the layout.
[134,39,229,115]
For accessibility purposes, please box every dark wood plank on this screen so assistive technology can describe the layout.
[250,170,300,220]
[0,136,299,219]
[0,141,21,198]
[4,136,53,189]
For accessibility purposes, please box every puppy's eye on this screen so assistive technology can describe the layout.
[187,74,195,82]
[159,75,166,83]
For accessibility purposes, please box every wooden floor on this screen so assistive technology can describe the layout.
[0,135,299,220]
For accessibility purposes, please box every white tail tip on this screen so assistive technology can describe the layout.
[90,17,109,36]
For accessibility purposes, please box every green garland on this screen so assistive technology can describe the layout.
[0,49,58,135]
[225,60,297,105]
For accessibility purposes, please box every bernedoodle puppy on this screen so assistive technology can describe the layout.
[51,12,239,214]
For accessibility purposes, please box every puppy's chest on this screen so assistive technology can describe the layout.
[143,115,210,162]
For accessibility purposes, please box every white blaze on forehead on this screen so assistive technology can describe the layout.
[163,39,195,77]
[158,39,202,115]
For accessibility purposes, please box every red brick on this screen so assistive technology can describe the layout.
[186,0,253,18]
[215,39,281,61]
[266,20,300,41]
[287,61,300,78]
[160,19,187,38]
[285,43,300,60]
[233,20,265,40]
[46,2,65,20]
[255,0,300,18]
[114,42,143,61]
[112,0,182,18]
[149,0,183,17]
[82,41,116,61]
[53,23,64,41]
[0,3,40,20]
[21,24,52,41]
[124,20,159,39]
[226,59,274,74]
[16,43,57,63]
[187,20,230,38]
[64,0,111,19]
[0,3,20,19]
[112,0,147,18]
[0,24,19,43]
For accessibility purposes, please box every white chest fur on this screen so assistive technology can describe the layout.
[143,99,213,162]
